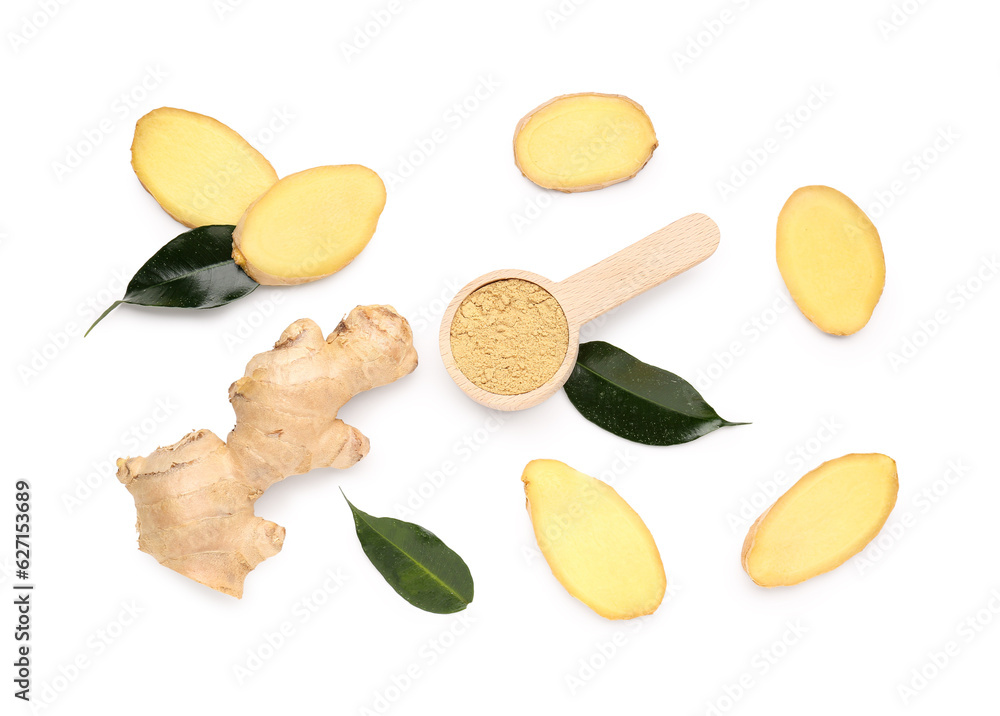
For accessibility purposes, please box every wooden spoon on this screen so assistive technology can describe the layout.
[439,213,720,411]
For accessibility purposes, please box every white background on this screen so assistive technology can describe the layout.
[4,0,999,714]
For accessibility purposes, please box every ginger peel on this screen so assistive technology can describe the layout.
[117,305,418,598]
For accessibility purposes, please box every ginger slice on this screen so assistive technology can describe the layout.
[776,185,886,335]
[522,459,666,619]
[742,453,898,587]
[131,107,278,227]
[513,93,657,192]
[232,165,386,286]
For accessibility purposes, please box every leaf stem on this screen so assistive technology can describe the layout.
[84,300,123,337]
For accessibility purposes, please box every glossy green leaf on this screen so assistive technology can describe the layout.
[564,341,748,446]
[343,492,474,614]
[86,225,258,336]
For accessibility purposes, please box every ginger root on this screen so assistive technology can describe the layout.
[117,305,418,598]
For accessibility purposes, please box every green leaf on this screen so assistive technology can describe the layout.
[343,491,474,614]
[86,225,258,336]
[564,341,748,446]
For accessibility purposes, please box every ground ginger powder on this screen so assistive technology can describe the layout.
[450,278,569,395]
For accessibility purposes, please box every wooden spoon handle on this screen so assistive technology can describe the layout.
[556,213,720,325]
